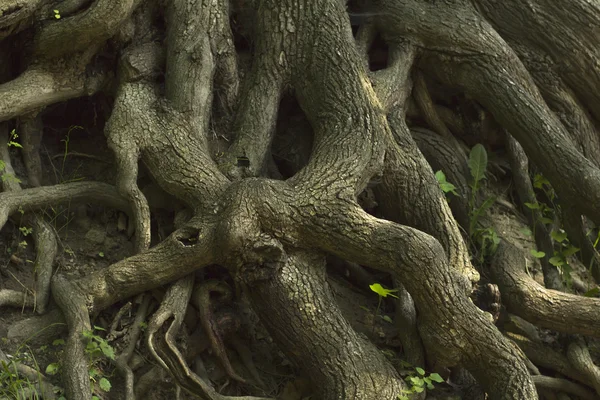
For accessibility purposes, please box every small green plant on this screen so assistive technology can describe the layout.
[53,9,61,19]
[369,283,398,324]
[0,345,46,400]
[7,129,23,149]
[525,174,582,287]
[46,327,114,399]
[0,129,23,184]
[397,365,445,400]
[19,226,33,236]
[467,144,499,261]
[435,170,458,197]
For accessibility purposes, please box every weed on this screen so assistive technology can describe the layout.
[396,362,444,400]
[435,170,458,197]
[467,144,499,261]
[45,326,115,399]
[369,283,398,325]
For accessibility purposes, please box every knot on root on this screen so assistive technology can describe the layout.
[236,233,286,284]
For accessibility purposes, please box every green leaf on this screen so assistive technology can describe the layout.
[539,217,554,225]
[530,249,545,258]
[382,315,393,324]
[99,377,111,392]
[413,386,425,393]
[551,230,568,243]
[549,256,564,267]
[415,367,425,376]
[469,197,496,233]
[562,245,580,258]
[435,171,459,196]
[533,174,550,189]
[369,283,399,299]
[429,373,444,383]
[435,170,447,183]
[45,363,60,375]
[52,339,65,346]
[93,325,106,331]
[0,160,5,170]
[520,227,532,236]
[468,144,488,183]
[524,202,540,210]
[7,141,22,148]
[440,182,458,195]
[409,376,423,386]
[100,342,115,360]
[583,287,600,297]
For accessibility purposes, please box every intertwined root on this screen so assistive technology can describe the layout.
[0,0,599,399]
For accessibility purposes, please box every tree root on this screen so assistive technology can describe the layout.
[191,280,247,384]
[0,126,58,314]
[532,375,597,400]
[504,133,562,290]
[566,337,600,395]
[507,333,592,388]
[114,294,151,400]
[0,182,130,231]
[491,241,600,337]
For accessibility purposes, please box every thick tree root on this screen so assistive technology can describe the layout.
[566,337,600,396]
[504,133,562,290]
[491,241,600,337]
[249,250,405,399]
[532,375,596,400]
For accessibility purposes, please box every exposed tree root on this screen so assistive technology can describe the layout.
[3,0,600,398]
[504,133,562,290]
[566,337,600,396]
[532,375,596,400]
[191,280,247,384]
[0,182,130,230]
[114,294,151,400]
[491,241,600,337]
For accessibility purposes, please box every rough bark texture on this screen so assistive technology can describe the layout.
[1,0,600,399]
